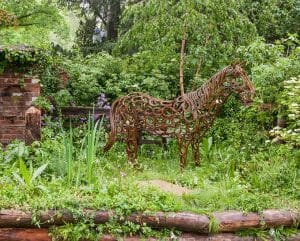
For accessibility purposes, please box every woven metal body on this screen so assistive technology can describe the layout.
[104,63,255,168]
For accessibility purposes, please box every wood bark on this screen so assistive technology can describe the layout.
[0,229,50,241]
[0,210,298,233]
[107,0,121,40]
[0,229,299,241]
[179,23,187,96]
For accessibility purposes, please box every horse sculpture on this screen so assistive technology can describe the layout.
[104,63,255,168]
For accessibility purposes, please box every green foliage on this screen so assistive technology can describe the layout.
[64,53,122,104]
[63,125,74,186]
[0,0,67,47]
[62,51,172,104]
[115,0,257,95]
[242,0,299,42]
[237,227,299,241]
[39,61,63,94]
[50,222,100,241]
[13,159,48,189]
[201,137,213,161]
[235,36,299,107]
[0,127,299,237]
[281,76,300,128]
[0,46,45,73]
[270,75,300,146]
[55,89,74,107]
[50,220,176,241]
[33,96,52,112]
[0,141,48,190]
[84,117,103,185]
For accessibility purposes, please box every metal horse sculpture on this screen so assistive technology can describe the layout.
[104,63,255,168]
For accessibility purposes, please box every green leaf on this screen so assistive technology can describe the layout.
[12,172,25,186]
[19,159,31,186]
[32,163,48,181]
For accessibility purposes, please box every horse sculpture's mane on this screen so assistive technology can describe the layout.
[104,63,255,168]
[178,64,254,112]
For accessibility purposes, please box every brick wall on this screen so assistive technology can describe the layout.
[0,71,41,145]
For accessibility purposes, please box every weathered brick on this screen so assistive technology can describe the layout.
[0,72,41,145]
[0,120,25,126]
[24,83,40,95]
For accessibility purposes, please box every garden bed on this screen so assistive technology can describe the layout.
[1,135,299,240]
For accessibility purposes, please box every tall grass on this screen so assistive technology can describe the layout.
[63,124,74,186]
[85,114,103,185]
[62,115,103,186]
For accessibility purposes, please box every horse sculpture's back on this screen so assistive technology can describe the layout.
[104,63,255,168]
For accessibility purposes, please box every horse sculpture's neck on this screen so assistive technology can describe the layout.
[183,65,235,113]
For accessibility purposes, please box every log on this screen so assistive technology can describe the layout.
[0,228,50,241]
[126,212,210,232]
[0,210,298,233]
[262,209,298,227]
[213,211,261,232]
[3,229,300,241]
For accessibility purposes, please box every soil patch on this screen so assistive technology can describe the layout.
[138,179,192,196]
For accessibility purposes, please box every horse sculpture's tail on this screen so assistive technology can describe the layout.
[103,99,119,152]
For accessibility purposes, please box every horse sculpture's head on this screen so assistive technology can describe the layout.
[229,63,255,105]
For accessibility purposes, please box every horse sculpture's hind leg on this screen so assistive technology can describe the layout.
[191,138,201,166]
[178,138,190,169]
[125,127,139,166]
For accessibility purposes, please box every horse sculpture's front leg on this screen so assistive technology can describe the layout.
[177,138,190,169]
[125,126,139,166]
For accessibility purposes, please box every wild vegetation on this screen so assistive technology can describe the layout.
[0,0,299,240]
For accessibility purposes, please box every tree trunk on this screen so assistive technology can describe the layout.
[179,35,186,96]
[107,0,121,40]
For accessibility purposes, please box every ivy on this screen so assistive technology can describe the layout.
[0,45,45,74]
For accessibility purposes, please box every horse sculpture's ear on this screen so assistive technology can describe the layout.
[239,61,247,67]
[230,60,248,68]
[230,60,242,66]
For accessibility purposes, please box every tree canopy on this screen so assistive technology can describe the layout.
[0,0,66,47]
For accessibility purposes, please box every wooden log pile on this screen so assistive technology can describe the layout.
[1,228,299,241]
[0,209,298,231]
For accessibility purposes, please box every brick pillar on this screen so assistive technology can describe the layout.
[0,71,41,145]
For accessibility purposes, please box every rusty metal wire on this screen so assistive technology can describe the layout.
[104,63,255,168]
